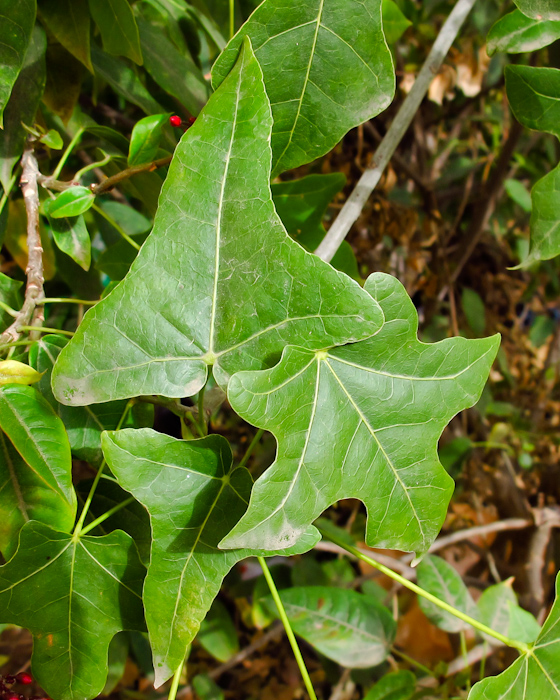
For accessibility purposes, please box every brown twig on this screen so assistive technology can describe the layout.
[0,143,45,346]
[90,155,172,195]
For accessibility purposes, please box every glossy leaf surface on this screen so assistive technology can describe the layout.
[506,65,560,138]
[44,211,91,270]
[29,335,127,465]
[0,385,76,559]
[468,572,560,699]
[518,163,560,266]
[49,186,95,219]
[212,0,394,177]
[267,586,395,667]
[0,521,146,700]
[416,555,478,633]
[128,113,170,166]
[222,273,499,556]
[88,0,142,65]
[487,9,560,54]
[38,0,92,71]
[0,360,41,386]
[0,0,36,125]
[514,0,560,21]
[382,0,411,43]
[52,39,383,407]
[102,429,253,686]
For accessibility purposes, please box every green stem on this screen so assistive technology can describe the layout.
[74,155,112,182]
[238,428,264,468]
[80,497,135,536]
[167,660,183,700]
[0,173,17,217]
[460,630,471,693]
[92,203,141,250]
[0,339,37,353]
[258,557,318,700]
[73,400,134,538]
[197,383,207,435]
[52,128,85,180]
[229,0,235,38]
[17,325,75,336]
[318,528,530,655]
[0,300,18,318]
[40,297,98,306]
[391,647,436,678]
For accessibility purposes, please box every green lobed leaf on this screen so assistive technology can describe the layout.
[0,521,146,700]
[514,0,560,21]
[91,44,164,116]
[506,65,560,139]
[0,25,46,192]
[88,0,143,65]
[416,555,478,633]
[487,9,560,55]
[212,0,395,177]
[468,572,560,699]
[136,15,208,116]
[517,163,560,266]
[271,173,359,279]
[0,272,22,333]
[44,211,91,271]
[48,186,95,219]
[128,113,171,167]
[197,599,239,662]
[0,0,36,126]
[0,385,76,559]
[38,0,92,72]
[29,334,128,465]
[222,273,499,557]
[363,670,416,700]
[51,38,383,407]
[101,429,255,687]
[266,586,396,668]
[382,0,412,44]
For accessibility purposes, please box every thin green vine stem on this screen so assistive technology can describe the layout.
[40,297,98,306]
[73,400,134,539]
[17,325,75,336]
[74,154,112,182]
[52,128,85,180]
[197,384,207,435]
[318,528,531,655]
[80,497,135,536]
[229,0,235,38]
[92,203,141,250]
[258,557,318,700]
[238,428,264,468]
[0,339,37,353]
[0,173,17,217]
[167,660,184,700]
[0,300,18,317]
[391,646,436,678]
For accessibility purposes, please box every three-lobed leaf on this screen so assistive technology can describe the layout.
[0,521,146,700]
[102,429,255,687]
[0,0,36,125]
[52,38,383,407]
[221,273,499,557]
[0,385,76,559]
[487,10,560,55]
[212,0,394,177]
[468,572,560,699]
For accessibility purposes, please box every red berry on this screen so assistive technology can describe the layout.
[6,693,21,700]
[15,674,32,686]
[187,116,196,125]
[169,115,182,127]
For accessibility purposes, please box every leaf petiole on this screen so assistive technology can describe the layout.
[79,497,135,536]
[258,557,318,700]
[52,128,85,181]
[318,528,531,655]
[17,325,75,336]
[238,428,264,469]
[167,660,184,700]
[92,203,141,251]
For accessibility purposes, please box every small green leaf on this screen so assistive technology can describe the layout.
[222,274,499,557]
[468,572,560,699]
[382,0,412,43]
[514,0,560,21]
[192,675,224,700]
[0,0,36,125]
[0,360,42,386]
[416,555,478,633]
[506,65,560,138]
[0,521,146,700]
[517,163,560,266]
[37,0,92,71]
[487,10,560,55]
[44,211,91,270]
[363,670,416,700]
[266,586,396,668]
[212,0,395,177]
[39,128,64,150]
[48,186,95,219]
[505,178,532,213]
[0,273,22,333]
[136,15,207,116]
[102,429,255,687]
[88,0,143,65]
[52,39,383,407]
[197,599,239,662]
[461,287,486,335]
[0,385,76,559]
[477,580,540,645]
[128,113,170,167]
[0,26,46,191]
